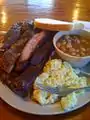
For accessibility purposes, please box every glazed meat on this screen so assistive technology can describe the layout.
[1,21,34,51]
[19,31,46,62]
[0,21,55,98]
[6,40,54,97]
[0,23,34,73]
[15,31,54,72]
[1,22,22,51]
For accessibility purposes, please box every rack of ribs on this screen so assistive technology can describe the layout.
[7,40,54,97]
[0,22,34,73]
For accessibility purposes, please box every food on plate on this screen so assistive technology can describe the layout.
[14,31,46,72]
[8,40,53,97]
[19,31,46,62]
[56,35,90,57]
[60,92,77,111]
[15,31,55,72]
[33,89,59,105]
[0,26,54,97]
[0,20,89,112]
[34,18,72,31]
[0,22,34,73]
[1,22,33,51]
[0,22,22,51]
[33,59,87,110]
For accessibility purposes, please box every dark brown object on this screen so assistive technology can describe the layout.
[0,69,9,84]
[0,24,34,73]
[14,31,46,73]
[7,40,53,97]
[1,22,22,51]
[15,31,55,73]
[1,21,34,51]
[19,31,46,62]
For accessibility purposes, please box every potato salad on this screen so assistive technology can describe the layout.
[33,59,87,111]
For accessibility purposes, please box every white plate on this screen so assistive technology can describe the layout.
[0,81,90,115]
[0,21,90,115]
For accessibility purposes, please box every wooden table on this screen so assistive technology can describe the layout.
[0,0,90,120]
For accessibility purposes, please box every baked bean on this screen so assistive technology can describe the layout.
[66,43,72,48]
[76,49,79,53]
[80,52,85,56]
[82,39,86,43]
[56,35,90,57]
[71,52,76,56]
[62,40,67,45]
[69,48,75,52]
[80,47,86,52]
[60,46,66,52]
[76,39,80,44]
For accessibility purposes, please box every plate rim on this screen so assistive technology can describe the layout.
[0,27,90,115]
[0,82,90,115]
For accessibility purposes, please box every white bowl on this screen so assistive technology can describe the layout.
[53,30,90,68]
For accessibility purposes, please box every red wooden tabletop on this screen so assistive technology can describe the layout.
[0,0,90,120]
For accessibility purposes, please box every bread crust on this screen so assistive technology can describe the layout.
[34,18,72,31]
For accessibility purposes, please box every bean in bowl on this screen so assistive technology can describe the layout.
[56,35,90,57]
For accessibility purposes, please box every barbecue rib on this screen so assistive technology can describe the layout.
[6,40,54,97]
[1,22,22,51]
[1,21,34,51]
[0,23,34,73]
[15,31,55,73]
[0,21,55,99]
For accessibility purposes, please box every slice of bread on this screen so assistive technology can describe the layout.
[34,18,73,31]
